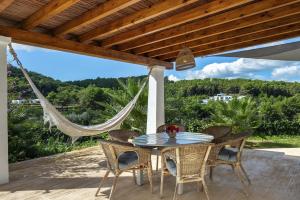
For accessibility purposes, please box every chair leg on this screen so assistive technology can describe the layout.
[108,175,119,200]
[95,170,110,197]
[197,181,204,192]
[233,166,249,197]
[202,179,210,200]
[209,166,214,180]
[230,164,235,171]
[173,182,178,200]
[147,163,153,193]
[133,169,137,185]
[160,158,165,198]
[240,163,251,185]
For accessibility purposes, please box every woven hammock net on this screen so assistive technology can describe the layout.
[8,44,148,142]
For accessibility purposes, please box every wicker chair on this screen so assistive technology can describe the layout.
[108,129,140,143]
[208,130,253,191]
[160,143,212,200]
[96,140,153,199]
[155,124,186,172]
[202,125,232,140]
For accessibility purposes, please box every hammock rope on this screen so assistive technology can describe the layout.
[8,43,150,142]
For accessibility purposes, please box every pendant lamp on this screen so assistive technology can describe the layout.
[175,47,196,71]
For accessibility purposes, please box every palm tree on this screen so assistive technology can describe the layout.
[102,78,148,133]
[210,97,259,133]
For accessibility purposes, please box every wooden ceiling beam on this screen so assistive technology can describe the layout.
[100,0,253,48]
[0,25,172,68]
[192,30,300,60]
[118,0,300,51]
[0,0,14,13]
[143,8,300,57]
[163,25,300,61]
[53,0,140,36]
[78,0,199,42]
[21,0,80,30]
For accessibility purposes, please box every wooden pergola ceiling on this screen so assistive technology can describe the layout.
[0,0,300,69]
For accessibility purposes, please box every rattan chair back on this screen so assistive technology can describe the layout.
[100,140,130,170]
[97,140,153,198]
[202,125,232,139]
[108,129,140,143]
[176,144,211,177]
[209,130,253,163]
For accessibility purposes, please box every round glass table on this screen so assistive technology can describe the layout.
[132,132,214,147]
[132,132,214,194]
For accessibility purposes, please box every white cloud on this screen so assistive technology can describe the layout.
[168,74,180,82]
[272,66,300,81]
[186,58,300,81]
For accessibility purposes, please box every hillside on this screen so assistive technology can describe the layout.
[7,65,300,162]
[9,65,300,99]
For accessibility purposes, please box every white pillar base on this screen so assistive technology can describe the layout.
[136,170,144,186]
[0,36,11,185]
[146,66,165,134]
[178,183,183,195]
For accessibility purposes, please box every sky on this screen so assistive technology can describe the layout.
[7,36,300,82]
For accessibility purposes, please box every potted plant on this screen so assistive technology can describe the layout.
[166,124,180,138]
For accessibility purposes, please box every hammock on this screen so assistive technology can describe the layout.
[8,44,149,142]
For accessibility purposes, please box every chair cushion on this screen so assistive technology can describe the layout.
[118,151,138,169]
[218,147,238,162]
[166,158,177,176]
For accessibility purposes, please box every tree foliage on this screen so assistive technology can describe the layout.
[102,78,148,133]
[7,66,300,163]
[209,98,259,133]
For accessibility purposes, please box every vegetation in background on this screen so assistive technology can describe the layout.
[246,135,300,148]
[209,98,259,133]
[102,78,148,133]
[7,65,300,162]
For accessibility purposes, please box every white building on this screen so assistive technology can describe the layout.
[202,93,245,104]
[11,99,27,105]
[29,99,40,104]
[209,93,233,102]
[11,99,40,105]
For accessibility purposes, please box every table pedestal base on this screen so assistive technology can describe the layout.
[136,169,183,195]
[136,170,144,186]
[178,183,183,194]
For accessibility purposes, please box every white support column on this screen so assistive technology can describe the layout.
[146,66,165,134]
[0,36,11,185]
[136,66,165,186]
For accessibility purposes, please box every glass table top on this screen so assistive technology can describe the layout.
[132,132,214,147]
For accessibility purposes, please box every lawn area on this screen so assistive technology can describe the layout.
[246,135,300,148]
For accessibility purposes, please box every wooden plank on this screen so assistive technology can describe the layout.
[160,22,300,60]
[21,0,80,30]
[0,0,14,13]
[0,25,172,68]
[53,0,140,36]
[118,0,300,51]
[100,0,253,47]
[78,0,199,42]
[144,11,300,57]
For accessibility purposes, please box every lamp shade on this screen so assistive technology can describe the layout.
[175,47,196,71]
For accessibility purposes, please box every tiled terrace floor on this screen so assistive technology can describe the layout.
[0,147,299,200]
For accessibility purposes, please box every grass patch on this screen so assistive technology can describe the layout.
[246,135,300,148]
